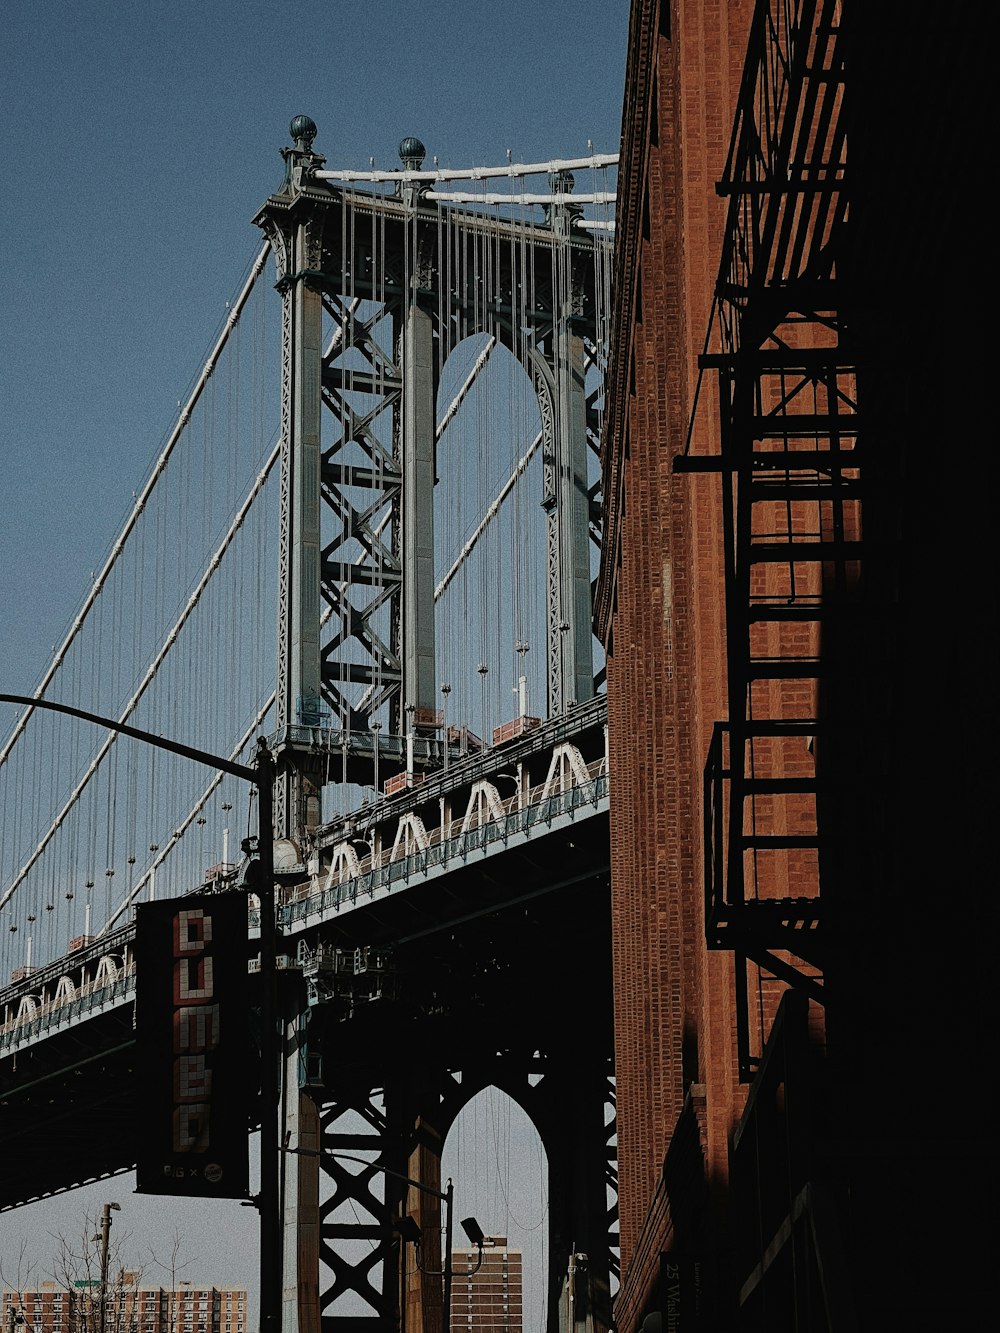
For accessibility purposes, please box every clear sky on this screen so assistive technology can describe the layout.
[0,0,628,1326]
[0,0,628,695]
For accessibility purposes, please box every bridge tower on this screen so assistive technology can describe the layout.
[253,121,614,1333]
[255,117,603,847]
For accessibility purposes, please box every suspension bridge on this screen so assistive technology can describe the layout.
[0,119,618,1333]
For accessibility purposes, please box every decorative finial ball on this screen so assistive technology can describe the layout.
[399,136,426,167]
[290,115,318,149]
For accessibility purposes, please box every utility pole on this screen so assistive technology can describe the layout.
[567,1248,576,1333]
[97,1203,120,1333]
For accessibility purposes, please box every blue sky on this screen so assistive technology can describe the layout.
[0,0,628,1324]
[1,0,628,694]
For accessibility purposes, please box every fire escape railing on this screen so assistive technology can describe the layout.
[677,0,849,1079]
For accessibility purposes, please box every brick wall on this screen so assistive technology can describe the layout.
[598,1,755,1320]
[602,2,996,1329]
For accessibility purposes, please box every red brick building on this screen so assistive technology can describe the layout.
[2,1282,247,1333]
[449,1239,522,1333]
[597,2,995,1329]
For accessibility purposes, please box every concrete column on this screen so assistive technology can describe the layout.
[281,1029,321,1333]
[403,1115,446,1333]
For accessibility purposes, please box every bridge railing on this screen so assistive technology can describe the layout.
[312,693,608,840]
[1,918,134,1002]
[0,961,136,1052]
[1,711,609,1045]
[282,756,608,927]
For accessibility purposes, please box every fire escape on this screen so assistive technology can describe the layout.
[677,0,850,1080]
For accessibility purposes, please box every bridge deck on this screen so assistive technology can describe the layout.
[0,699,610,1209]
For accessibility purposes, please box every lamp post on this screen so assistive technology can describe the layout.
[399,1169,454,1333]
[440,684,451,772]
[371,719,383,797]
[0,695,280,1333]
[96,1201,121,1333]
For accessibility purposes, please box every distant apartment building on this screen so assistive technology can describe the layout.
[2,1281,247,1333]
[449,1238,522,1333]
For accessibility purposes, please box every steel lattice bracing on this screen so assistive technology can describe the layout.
[254,124,609,845]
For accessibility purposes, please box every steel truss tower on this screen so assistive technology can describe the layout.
[255,120,605,846]
[253,121,615,1333]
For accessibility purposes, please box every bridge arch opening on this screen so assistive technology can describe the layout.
[434,335,548,744]
[442,1083,549,1333]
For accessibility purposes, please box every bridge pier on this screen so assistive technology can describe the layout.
[541,1049,615,1333]
[395,1095,447,1333]
[274,974,614,1333]
[282,1011,323,1333]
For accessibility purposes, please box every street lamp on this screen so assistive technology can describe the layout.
[440,684,451,772]
[459,1217,485,1252]
[0,695,280,1333]
[414,1216,485,1319]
